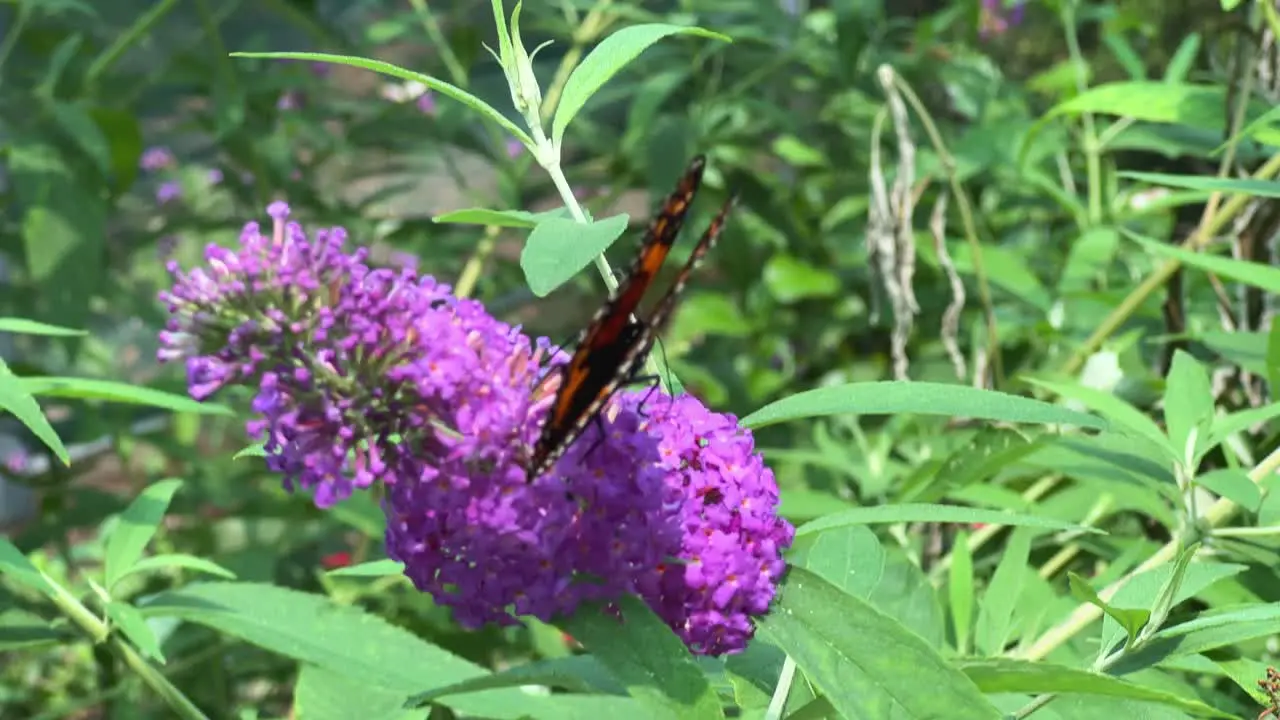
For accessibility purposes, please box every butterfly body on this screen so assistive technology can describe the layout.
[527,155,735,480]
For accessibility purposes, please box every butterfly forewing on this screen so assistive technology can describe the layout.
[526,157,732,481]
[585,156,707,347]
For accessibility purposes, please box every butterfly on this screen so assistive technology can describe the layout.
[526,155,736,480]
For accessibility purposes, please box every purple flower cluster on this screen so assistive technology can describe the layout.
[980,0,1026,38]
[158,205,792,654]
[140,147,175,171]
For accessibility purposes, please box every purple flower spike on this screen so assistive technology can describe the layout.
[157,207,792,654]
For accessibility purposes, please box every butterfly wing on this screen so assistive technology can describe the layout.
[527,156,709,479]
[611,194,738,395]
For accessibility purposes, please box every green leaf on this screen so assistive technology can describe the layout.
[1227,101,1280,155]
[0,609,71,651]
[558,595,723,720]
[957,658,1233,717]
[950,243,1052,312]
[1124,230,1280,294]
[0,317,87,336]
[669,294,750,339]
[49,101,111,175]
[328,491,387,537]
[552,24,731,149]
[105,601,163,662]
[899,429,1044,504]
[1145,543,1199,636]
[10,141,105,330]
[762,133,824,166]
[1024,377,1173,460]
[761,254,840,303]
[1068,572,1150,648]
[770,135,826,167]
[296,664,420,720]
[1215,657,1275,705]
[1163,350,1214,466]
[1194,469,1261,512]
[233,443,266,460]
[795,504,1097,538]
[89,107,142,192]
[327,559,405,578]
[117,554,237,584]
[1113,603,1280,674]
[1198,329,1269,375]
[723,642,790,712]
[521,213,630,297]
[975,528,1034,656]
[39,33,84,95]
[231,52,532,147]
[1102,32,1146,81]
[1164,34,1201,83]
[0,537,55,597]
[105,479,184,591]
[143,582,625,719]
[1206,400,1280,451]
[1047,82,1280,146]
[787,525,945,643]
[1120,171,1280,197]
[758,567,1002,720]
[406,656,620,707]
[741,382,1108,431]
[788,525,886,598]
[0,362,69,465]
[1058,227,1121,295]
[950,530,975,654]
[1099,561,1247,654]
[433,208,543,227]
[18,377,232,415]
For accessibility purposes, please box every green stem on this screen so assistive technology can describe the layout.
[41,570,209,719]
[85,0,182,85]
[0,3,30,89]
[454,226,500,299]
[1060,3,1103,225]
[1213,525,1280,538]
[406,0,469,87]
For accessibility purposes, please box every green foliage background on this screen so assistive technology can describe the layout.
[2,0,1280,718]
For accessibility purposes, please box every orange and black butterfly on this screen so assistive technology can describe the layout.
[526,155,736,480]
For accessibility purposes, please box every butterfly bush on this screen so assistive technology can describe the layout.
[158,204,793,655]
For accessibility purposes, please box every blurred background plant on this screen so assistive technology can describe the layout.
[3,0,1280,718]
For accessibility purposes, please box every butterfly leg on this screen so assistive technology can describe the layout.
[580,410,612,463]
[627,374,664,419]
